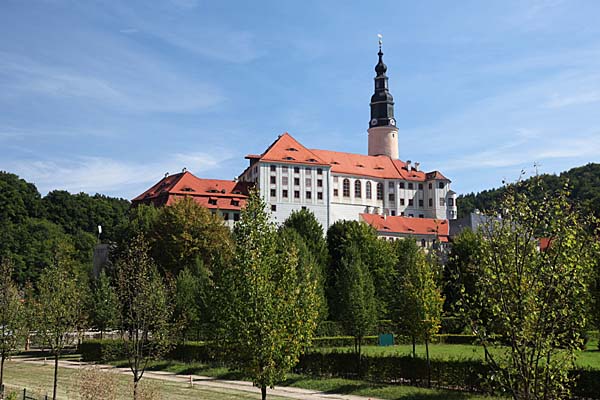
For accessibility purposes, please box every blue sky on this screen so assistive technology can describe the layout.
[2,0,600,199]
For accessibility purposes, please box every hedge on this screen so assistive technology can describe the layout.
[79,340,214,363]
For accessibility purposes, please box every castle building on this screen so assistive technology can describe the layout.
[133,44,457,245]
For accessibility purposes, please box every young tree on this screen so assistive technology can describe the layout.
[336,244,377,373]
[394,240,443,386]
[215,191,320,400]
[173,258,208,342]
[35,242,86,400]
[115,235,171,400]
[89,270,120,339]
[0,258,25,389]
[460,178,599,400]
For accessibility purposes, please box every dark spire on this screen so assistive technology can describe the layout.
[369,36,395,129]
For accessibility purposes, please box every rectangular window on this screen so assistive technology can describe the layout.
[294,190,300,198]
[400,198,405,206]
[418,183,423,190]
[399,182,405,189]
[388,181,395,189]
[317,192,323,200]
[429,198,433,207]
[306,177,312,186]
[439,182,445,189]
[270,189,276,197]
[428,183,432,189]
[282,166,288,173]
[222,212,229,221]
[317,168,323,175]
[440,198,446,206]
[419,214,424,218]
[389,193,395,201]
[208,199,217,206]
[270,176,276,184]
[401,212,405,216]
[408,183,414,190]
[377,183,383,200]
[233,213,240,222]
[317,179,323,187]
[408,199,414,206]
[391,210,396,216]
[282,176,288,185]
[333,189,339,196]
[306,191,312,199]
[448,198,454,206]
[271,204,277,211]
[282,190,288,198]
[333,176,339,183]
[294,167,300,174]
[294,177,300,186]
[409,213,414,217]
[418,199,424,207]
[270,165,276,172]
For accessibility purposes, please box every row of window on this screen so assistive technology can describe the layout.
[270,189,324,200]
[270,165,324,175]
[215,211,240,222]
[270,176,323,187]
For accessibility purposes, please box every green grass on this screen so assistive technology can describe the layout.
[2,360,287,400]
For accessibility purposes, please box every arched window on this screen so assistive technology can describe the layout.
[376,183,383,200]
[366,181,372,199]
[354,180,362,198]
[343,179,350,197]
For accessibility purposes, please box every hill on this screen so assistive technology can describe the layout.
[457,163,600,218]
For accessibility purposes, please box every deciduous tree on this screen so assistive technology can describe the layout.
[215,191,320,400]
[0,258,25,389]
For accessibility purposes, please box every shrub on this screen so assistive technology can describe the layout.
[72,366,118,400]
[79,340,127,362]
[311,336,379,348]
[434,334,477,345]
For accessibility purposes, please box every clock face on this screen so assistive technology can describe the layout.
[390,118,396,126]
[370,118,378,126]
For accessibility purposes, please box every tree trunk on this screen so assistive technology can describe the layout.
[1,353,5,389]
[357,336,362,378]
[133,376,139,400]
[261,385,267,400]
[53,353,59,400]
[412,335,416,358]
[425,338,431,388]
[100,330,103,340]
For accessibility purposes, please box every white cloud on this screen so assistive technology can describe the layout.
[545,91,600,108]
[6,150,232,198]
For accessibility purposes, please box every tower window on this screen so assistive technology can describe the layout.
[388,181,394,189]
[377,183,383,200]
[439,182,445,189]
[448,198,454,207]
[343,179,350,197]
[366,182,372,199]
[408,183,414,190]
[440,198,446,206]
[400,182,405,189]
[354,180,362,198]
[388,193,395,201]
[429,183,432,189]
[418,183,423,190]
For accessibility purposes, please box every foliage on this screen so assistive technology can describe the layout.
[326,220,396,320]
[34,241,87,400]
[172,259,209,341]
[114,235,172,400]
[89,270,120,338]
[215,190,320,399]
[0,258,25,389]
[0,171,43,224]
[459,177,599,400]
[150,197,233,276]
[335,244,377,365]
[457,163,600,219]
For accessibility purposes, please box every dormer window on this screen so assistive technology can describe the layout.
[286,147,298,152]
[283,156,295,161]
[208,198,217,206]
[231,199,240,206]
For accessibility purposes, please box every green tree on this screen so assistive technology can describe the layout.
[0,258,25,389]
[282,208,329,270]
[460,178,599,400]
[115,235,171,400]
[89,271,120,339]
[336,244,377,373]
[0,171,43,224]
[173,258,208,341]
[34,242,86,400]
[215,191,320,400]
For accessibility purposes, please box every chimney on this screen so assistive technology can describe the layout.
[414,162,420,172]
[406,160,412,171]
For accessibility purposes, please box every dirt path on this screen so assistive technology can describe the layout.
[10,356,381,400]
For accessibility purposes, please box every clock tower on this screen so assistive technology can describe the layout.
[367,37,399,159]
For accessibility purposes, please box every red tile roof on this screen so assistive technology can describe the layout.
[360,213,449,238]
[246,133,449,182]
[132,171,250,210]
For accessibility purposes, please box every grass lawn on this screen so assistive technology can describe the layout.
[2,360,288,400]
[315,336,600,369]
[123,360,497,400]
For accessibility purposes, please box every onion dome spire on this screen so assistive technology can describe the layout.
[369,34,395,129]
